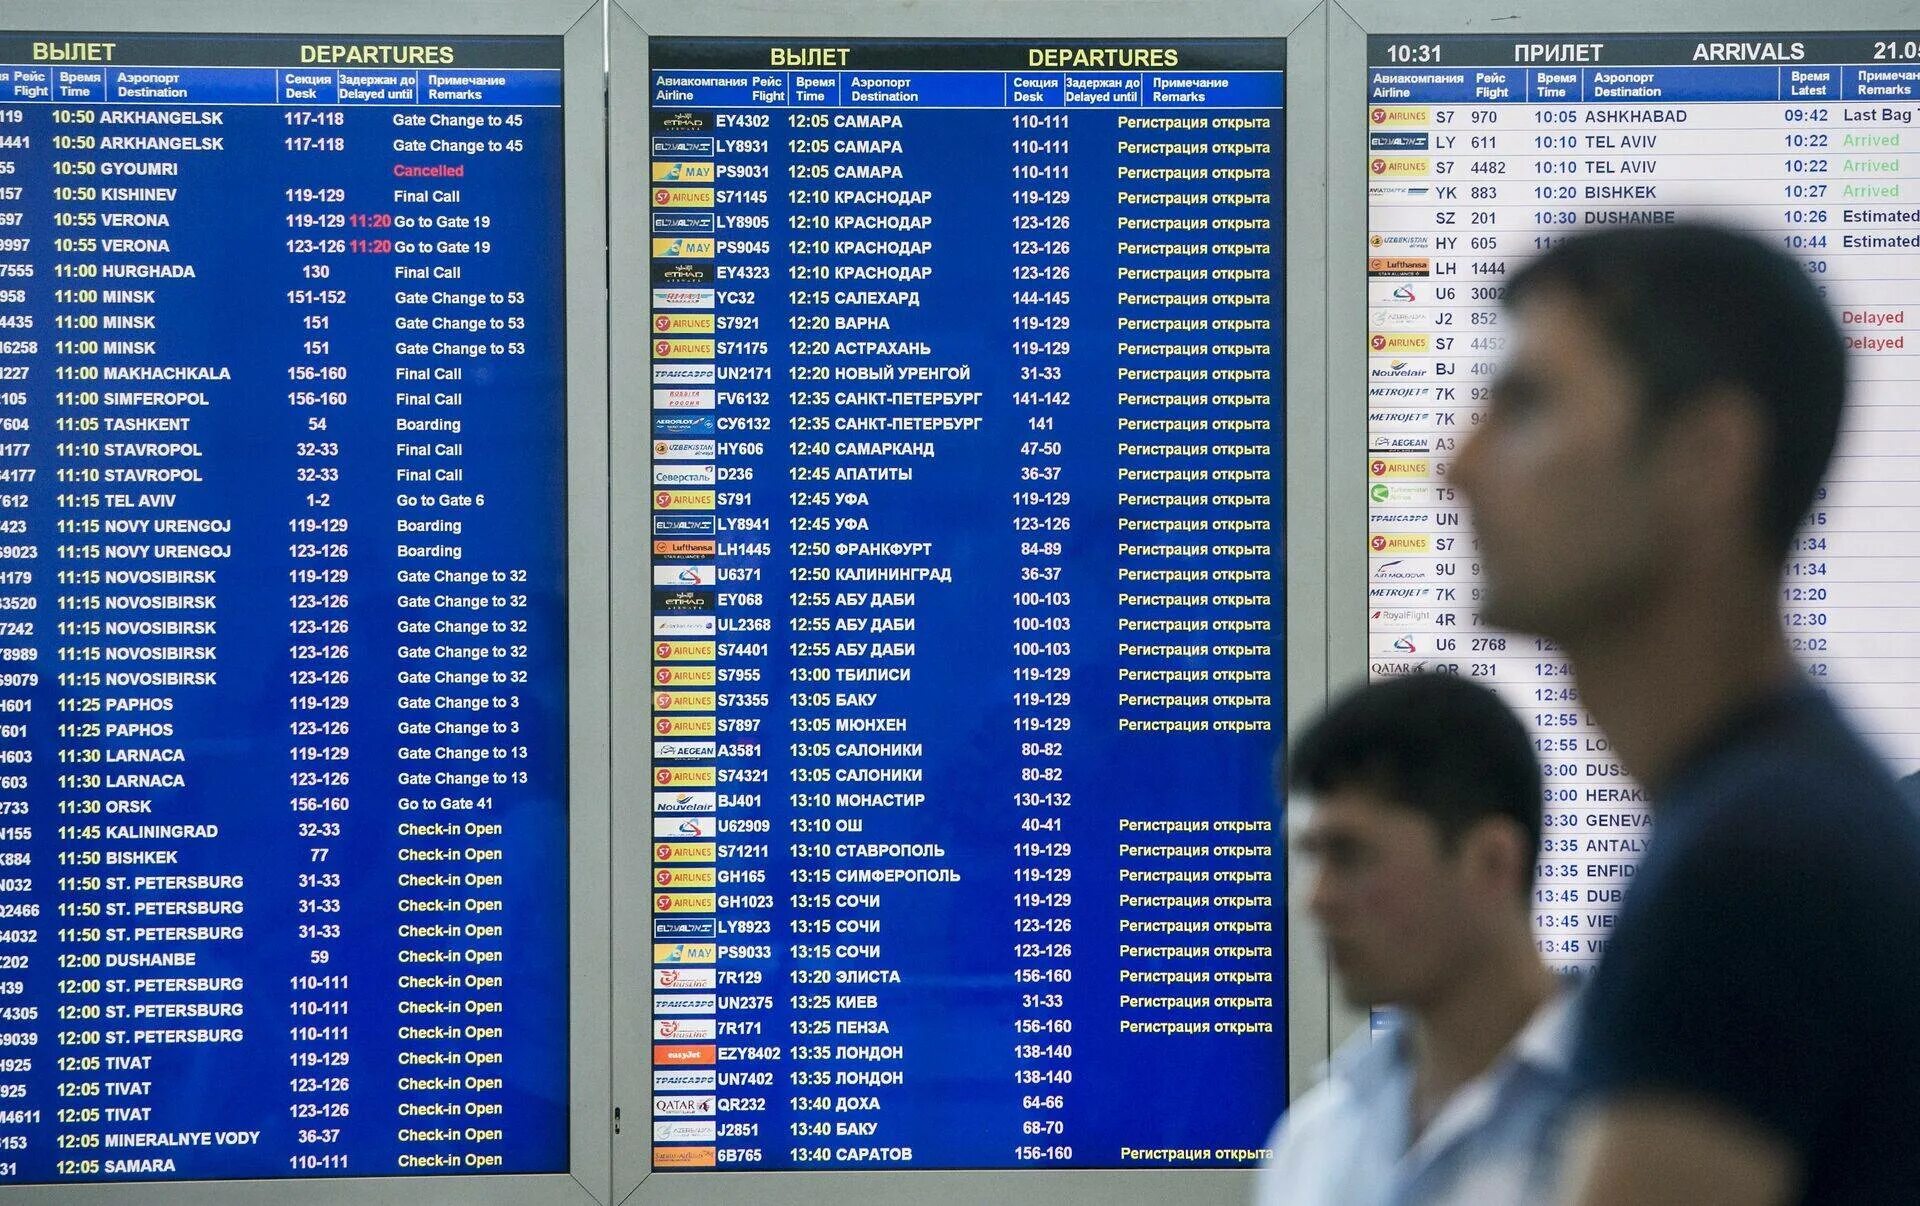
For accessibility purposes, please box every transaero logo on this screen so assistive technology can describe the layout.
[653,362,715,385]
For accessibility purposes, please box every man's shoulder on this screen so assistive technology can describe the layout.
[1660,698,1920,880]
[1266,1028,1402,1162]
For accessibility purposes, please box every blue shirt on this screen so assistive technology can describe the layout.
[1257,993,1573,1206]
[1573,684,1920,1203]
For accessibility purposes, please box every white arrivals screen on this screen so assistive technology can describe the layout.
[1365,32,1920,972]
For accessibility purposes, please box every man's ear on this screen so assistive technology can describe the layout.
[1653,389,1768,554]
[1459,816,1533,905]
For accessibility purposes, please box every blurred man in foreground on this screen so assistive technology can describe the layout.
[1455,223,1920,1205]
[1259,672,1568,1205]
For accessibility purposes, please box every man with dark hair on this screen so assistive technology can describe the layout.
[1454,222,1920,1205]
[1258,671,1567,1205]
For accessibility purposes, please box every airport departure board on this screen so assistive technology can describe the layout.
[1365,32,1920,971]
[0,32,571,1185]
[644,38,1288,1172]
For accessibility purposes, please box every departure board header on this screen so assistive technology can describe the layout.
[653,37,1284,71]
[0,32,561,70]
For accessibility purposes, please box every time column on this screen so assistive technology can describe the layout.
[280,98,354,1171]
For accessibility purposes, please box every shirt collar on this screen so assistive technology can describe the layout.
[1340,986,1577,1089]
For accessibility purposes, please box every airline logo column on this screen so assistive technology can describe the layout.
[1366,102,1450,667]
[650,117,720,1170]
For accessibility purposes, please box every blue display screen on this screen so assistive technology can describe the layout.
[0,32,570,1184]
[645,37,1288,1172]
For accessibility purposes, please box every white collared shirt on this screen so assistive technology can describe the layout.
[1256,993,1574,1206]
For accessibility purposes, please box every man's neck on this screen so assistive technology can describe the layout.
[1405,936,1556,1140]
[1563,570,1800,792]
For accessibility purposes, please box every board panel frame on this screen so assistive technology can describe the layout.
[0,1,612,1203]
[608,3,1326,1202]
[1327,0,1920,1049]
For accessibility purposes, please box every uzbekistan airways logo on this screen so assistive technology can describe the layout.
[1394,285,1416,301]
[1393,636,1418,653]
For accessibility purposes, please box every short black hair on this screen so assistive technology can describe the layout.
[1506,223,1846,563]
[1288,672,1542,875]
